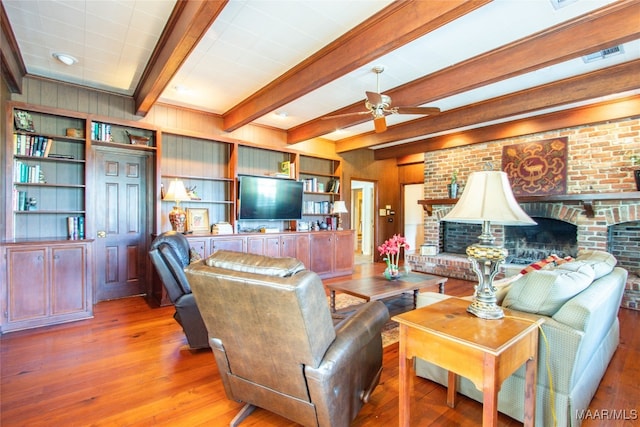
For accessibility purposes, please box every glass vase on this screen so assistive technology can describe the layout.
[384,267,401,281]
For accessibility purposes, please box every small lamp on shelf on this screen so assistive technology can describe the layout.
[441,170,536,319]
[164,180,190,233]
[332,200,348,230]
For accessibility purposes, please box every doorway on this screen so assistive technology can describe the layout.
[351,180,375,264]
[403,183,424,254]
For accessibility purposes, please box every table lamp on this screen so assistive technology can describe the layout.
[332,200,348,230]
[164,179,190,232]
[442,170,536,319]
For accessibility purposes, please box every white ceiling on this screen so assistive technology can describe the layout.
[3,0,639,149]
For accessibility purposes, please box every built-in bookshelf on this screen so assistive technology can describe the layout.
[299,155,341,218]
[160,134,234,232]
[90,120,156,152]
[7,106,87,240]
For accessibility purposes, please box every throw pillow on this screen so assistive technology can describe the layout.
[189,248,202,263]
[502,263,595,316]
[573,250,617,279]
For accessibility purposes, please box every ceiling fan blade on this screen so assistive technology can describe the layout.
[395,106,441,115]
[373,116,387,133]
[321,111,371,120]
[366,91,384,106]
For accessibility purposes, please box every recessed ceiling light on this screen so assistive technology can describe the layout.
[52,53,77,66]
[275,111,288,118]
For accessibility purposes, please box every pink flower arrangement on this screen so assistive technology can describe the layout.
[378,234,410,276]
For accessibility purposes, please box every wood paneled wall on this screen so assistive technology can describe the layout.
[3,76,398,249]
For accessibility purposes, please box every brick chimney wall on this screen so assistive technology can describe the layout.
[408,116,640,309]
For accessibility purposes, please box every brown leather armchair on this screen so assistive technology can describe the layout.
[149,231,209,349]
[186,250,389,427]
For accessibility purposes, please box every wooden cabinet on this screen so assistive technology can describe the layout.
[210,236,246,253]
[309,230,354,278]
[1,241,93,332]
[334,231,355,276]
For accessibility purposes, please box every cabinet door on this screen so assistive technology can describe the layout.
[309,233,333,277]
[246,236,266,255]
[294,234,310,267]
[334,231,355,275]
[211,236,245,253]
[51,245,87,315]
[279,235,297,258]
[187,238,208,259]
[6,247,48,323]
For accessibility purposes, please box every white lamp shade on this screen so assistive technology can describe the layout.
[332,200,348,214]
[164,180,190,202]
[442,171,536,226]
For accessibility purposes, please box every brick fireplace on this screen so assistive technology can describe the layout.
[406,197,640,310]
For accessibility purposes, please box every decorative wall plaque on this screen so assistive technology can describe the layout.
[502,137,568,196]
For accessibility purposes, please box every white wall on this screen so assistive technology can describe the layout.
[403,183,424,254]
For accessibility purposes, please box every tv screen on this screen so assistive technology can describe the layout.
[238,175,304,221]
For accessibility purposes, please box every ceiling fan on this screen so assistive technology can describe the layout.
[322,65,441,133]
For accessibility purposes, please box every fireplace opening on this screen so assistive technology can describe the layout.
[442,217,578,265]
[504,218,577,264]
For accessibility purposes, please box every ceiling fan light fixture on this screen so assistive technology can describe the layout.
[52,53,77,66]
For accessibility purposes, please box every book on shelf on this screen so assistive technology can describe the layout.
[326,178,340,193]
[91,122,112,142]
[67,216,85,240]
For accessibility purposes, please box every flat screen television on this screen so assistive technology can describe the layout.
[238,175,304,221]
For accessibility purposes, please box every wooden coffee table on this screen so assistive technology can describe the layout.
[326,272,447,313]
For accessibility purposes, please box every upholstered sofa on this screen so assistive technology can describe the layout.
[415,250,627,427]
[185,250,389,427]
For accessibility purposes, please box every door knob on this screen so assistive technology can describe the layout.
[97,231,106,238]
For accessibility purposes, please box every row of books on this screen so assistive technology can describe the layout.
[302,177,340,193]
[92,122,112,142]
[303,200,332,215]
[14,161,44,183]
[14,133,53,157]
[14,190,34,211]
[67,216,86,240]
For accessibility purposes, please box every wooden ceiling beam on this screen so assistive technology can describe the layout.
[0,2,26,93]
[337,59,640,153]
[289,0,640,144]
[133,0,227,117]
[222,0,490,132]
[374,95,640,160]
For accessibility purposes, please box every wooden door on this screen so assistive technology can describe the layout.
[211,236,245,253]
[94,148,150,301]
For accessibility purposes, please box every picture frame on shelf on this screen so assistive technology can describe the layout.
[14,110,35,132]
[186,208,210,233]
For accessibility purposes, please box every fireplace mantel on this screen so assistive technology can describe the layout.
[418,191,640,218]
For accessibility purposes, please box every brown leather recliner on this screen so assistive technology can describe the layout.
[186,250,389,427]
[149,231,209,349]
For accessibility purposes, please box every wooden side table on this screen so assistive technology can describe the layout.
[393,297,543,426]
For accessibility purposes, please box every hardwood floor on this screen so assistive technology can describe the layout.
[1,262,638,426]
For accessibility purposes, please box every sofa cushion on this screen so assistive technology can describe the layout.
[502,263,595,315]
[205,250,305,277]
[573,250,617,279]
